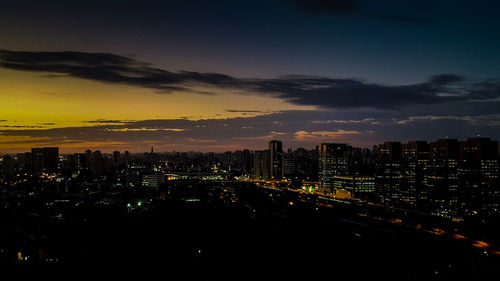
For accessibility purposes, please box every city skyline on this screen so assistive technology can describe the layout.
[3,134,499,155]
[3,1,500,277]
[2,0,500,153]
[3,135,498,219]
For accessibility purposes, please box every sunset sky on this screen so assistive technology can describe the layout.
[1,0,500,153]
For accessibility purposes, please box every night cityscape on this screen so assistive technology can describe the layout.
[1,138,500,278]
[2,0,500,279]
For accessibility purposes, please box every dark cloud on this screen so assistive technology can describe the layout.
[0,49,237,93]
[1,50,499,110]
[0,125,47,128]
[245,74,466,109]
[84,119,132,124]
[467,79,500,100]
[428,74,465,85]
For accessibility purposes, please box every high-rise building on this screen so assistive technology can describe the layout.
[92,150,103,177]
[402,141,429,209]
[233,149,252,174]
[31,148,44,174]
[427,139,460,218]
[347,147,376,176]
[318,143,349,192]
[268,140,284,179]
[31,147,59,174]
[253,150,269,180]
[294,148,318,181]
[458,137,499,216]
[0,154,15,180]
[113,151,121,168]
[85,150,93,170]
[369,137,500,219]
[375,142,402,205]
[284,148,296,178]
[124,151,130,164]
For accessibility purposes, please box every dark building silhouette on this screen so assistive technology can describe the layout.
[253,150,269,180]
[92,150,103,178]
[294,147,318,181]
[268,140,284,180]
[233,149,252,174]
[284,148,296,178]
[124,151,130,163]
[145,147,159,167]
[113,151,121,168]
[31,147,59,174]
[85,149,93,170]
[347,147,376,176]
[0,154,15,180]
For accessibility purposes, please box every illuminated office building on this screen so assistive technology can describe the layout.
[318,143,349,192]
[375,142,402,206]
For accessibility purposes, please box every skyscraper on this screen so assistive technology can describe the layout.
[0,154,15,180]
[318,143,349,192]
[375,142,402,205]
[92,150,103,178]
[113,151,121,168]
[268,140,284,180]
[427,139,459,218]
[402,141,429,209]
[253,150,269,180]
[458,137,499,216]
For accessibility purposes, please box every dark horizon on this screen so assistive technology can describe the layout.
[1,134,499,155]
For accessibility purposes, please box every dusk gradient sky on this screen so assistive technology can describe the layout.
[1,0,500,153]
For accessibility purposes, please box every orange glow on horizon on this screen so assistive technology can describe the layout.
[0,68,317,152]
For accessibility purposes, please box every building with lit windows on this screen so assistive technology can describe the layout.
[333,175,375,199]
[142,174,165,189]
[253,150,269,180]
[427,138,460,218]
[375,142,402,206]
[402,141,429,209]
[458,137,499,216]
[318,143,349,193]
